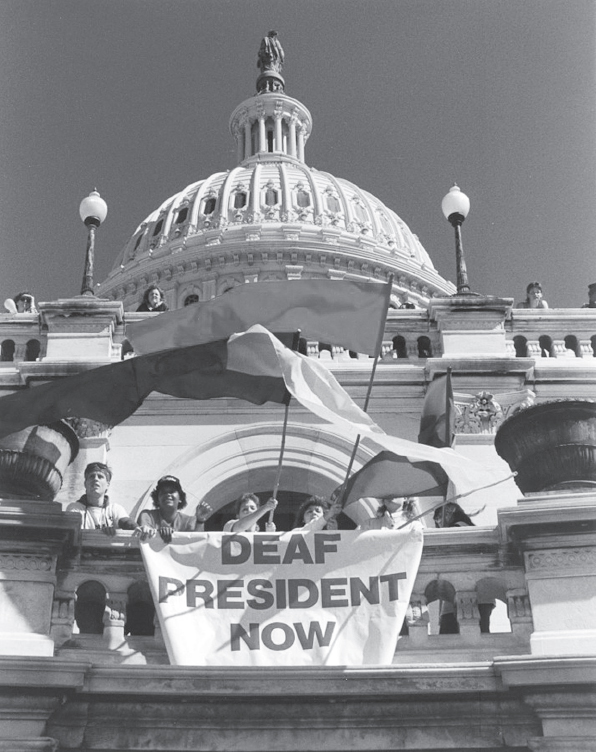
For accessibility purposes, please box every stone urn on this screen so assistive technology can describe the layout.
[0,421,79,500]
[494,399,596,493]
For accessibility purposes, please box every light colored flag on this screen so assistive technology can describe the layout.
[127,279,391,357]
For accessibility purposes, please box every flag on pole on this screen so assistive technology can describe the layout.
[418,369,455,448]
[339,450,449,508]
[0,326,379,440]
[126,279,391,357]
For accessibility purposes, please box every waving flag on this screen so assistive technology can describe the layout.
[127,279,391,357]
[0,326,379,439]
[418,370,455,448]
[340,450,449,508]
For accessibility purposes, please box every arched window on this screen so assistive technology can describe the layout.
[353,201,367,223]
[25,339,40,362]
[184,294,199,307]
[125,582,155,637]
[476,578,511,634]
[265,187,279,206]
[203,197,216,215]
[296,189,310,208]
[1,340,15,362]
[539,334,553,358]
[175,206,189,224]
[152,218,164,237]
[513,335,528,358]
[325,194,341,213]
[233,192,247,209]
[74,581,106,635]
[564,334,579,357]
[392,335,408,359]
[424,580,458,635]
[417,336,432,358]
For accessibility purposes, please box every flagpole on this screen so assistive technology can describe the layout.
[396,471,517,529]
[337,275,394,504]
[445,367,452,447]
[268,330,301,524]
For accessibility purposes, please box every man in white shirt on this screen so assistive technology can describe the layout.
[66,462,135,535]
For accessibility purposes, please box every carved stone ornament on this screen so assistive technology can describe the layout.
[64,417,113,439]
[455,389,535,435]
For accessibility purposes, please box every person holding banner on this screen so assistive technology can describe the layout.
[357,497,422,531]
[223,493,277,533]
[136,475,212,543]
[293,496,342,531]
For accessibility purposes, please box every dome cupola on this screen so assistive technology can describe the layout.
[98,33,455,309]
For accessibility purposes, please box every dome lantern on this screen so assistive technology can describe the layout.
[230,32,312,164]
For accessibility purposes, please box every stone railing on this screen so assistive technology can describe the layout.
[2,306,596,367]
[52,526,532,665]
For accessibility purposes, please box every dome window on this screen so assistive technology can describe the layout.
[265,187,279,206]
[353,201,367,223]
[152,219,164,237]
[203,197,216,215]
[296,189,310,208]
[233,192,247,209]
[184,294,199,307]
[325,194,341,213]
[175,207,189,224]
[133,233,144,251]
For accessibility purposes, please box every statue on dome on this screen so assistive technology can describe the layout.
[257,30,284,75]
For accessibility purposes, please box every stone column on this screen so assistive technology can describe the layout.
[405,594,430,646]
[499,494,596,656]
[103,593,127,650]
[428,296,514,357]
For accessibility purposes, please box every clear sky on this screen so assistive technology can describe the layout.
[1,0,594,308]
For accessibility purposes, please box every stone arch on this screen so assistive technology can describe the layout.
[476,576,511,634]
[74,580,106,635]
[125,581,155,637]
[131,422,376,527]
[424,579,457,635]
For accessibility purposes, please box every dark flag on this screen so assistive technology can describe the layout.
[418,369,455,448]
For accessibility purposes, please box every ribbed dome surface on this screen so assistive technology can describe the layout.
[111,160,435,272]
[98,48,454,309]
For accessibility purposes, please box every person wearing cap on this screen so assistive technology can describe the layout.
[136,475,213,543]
[582,283,596,308]
[516,281,549,309]
[66,463,135,535]
[357,497,422,531]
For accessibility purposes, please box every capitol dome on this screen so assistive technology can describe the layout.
[98,36,455,309]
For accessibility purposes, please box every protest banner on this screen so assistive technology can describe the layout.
[141,527,423,666]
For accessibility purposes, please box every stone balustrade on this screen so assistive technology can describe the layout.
[51,525,532,665]
[2,306,596,366]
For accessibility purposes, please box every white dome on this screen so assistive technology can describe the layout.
[99,74,454,309]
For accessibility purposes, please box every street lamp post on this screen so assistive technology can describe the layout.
[79,190,108,296]
[441,184,473,295]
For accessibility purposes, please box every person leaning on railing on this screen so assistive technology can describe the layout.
[136,475,212,543]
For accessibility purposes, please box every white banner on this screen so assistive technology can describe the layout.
[141,528,423,666]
